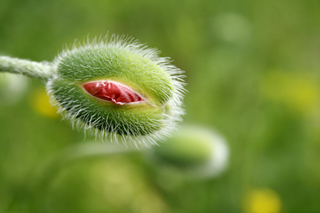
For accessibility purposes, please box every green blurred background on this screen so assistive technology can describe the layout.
[1,0,320,212]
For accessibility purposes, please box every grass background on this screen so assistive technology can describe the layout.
[1,0,320,212]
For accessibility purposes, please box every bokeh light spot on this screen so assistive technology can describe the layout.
[243,188,281,213]
[30,88,59,118]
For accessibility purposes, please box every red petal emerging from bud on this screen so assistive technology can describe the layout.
[83,81,145,105]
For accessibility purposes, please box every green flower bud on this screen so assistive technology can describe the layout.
[147,125,229,178]
[46,36,185,146]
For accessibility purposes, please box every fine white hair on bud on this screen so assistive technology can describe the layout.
[46,35,186,147]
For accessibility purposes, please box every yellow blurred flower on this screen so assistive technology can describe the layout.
[30,88,59,118]
[261,70,320,115]
[242,188,281,213]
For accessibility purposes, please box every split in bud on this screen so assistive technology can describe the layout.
[83,80,145,105]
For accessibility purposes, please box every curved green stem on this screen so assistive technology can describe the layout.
[0,56,54,81]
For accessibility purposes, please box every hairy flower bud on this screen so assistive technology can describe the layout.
[46,36,185,146]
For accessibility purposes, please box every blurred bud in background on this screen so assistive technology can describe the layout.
[242,188,282,213]
[0,73,28,105]
[146,125,229,180]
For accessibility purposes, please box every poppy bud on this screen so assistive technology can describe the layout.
[147,125,229,178]
[47,36,185,146]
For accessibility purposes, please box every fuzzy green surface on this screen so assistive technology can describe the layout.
[56,47,173,106]
[51,79,166,136]
[154,129,213,167]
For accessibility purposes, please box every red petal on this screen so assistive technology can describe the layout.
[83,81,144,105]
[83,81,103,95]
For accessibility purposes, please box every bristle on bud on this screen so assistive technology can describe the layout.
[46,35,186,147]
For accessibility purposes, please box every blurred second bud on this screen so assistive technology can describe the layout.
[146,125,229,179]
